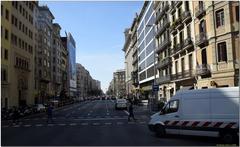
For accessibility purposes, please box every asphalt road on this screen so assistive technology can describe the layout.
[1,99,226,146]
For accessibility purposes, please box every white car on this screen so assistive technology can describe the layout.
[115,99,127,110]
[35,104,46,112]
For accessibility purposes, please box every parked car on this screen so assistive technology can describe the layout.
[115,99,127,110]
[148,87,239,144]
[34,104,46,112]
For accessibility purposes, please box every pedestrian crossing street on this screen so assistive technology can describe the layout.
[2,115,149,128]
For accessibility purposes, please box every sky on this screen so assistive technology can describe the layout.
[40,1,143,93]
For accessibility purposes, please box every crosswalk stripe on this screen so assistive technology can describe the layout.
[35,124,43,127]
[47,124,54,126]
[24,124,31,127]
[117,122,124,125]
[69,123,77,126]
[93,123,100,125]
[81,123,88,126]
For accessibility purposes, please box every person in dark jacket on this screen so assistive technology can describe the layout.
[128,101,136,121]
[46,104,53,123]
[12,107,19,125]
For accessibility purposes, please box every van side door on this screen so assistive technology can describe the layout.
[161,100,180,135]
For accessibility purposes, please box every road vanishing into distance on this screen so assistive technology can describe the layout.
[2,99,222,146]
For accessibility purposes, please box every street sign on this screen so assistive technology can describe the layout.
[152,85,159,92]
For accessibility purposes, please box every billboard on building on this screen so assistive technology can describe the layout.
[67,33,77,91]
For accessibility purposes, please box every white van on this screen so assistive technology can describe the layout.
[148,87,239,143]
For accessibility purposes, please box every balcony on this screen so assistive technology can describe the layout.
[175,17,184,30]
[175,1,182,7]
[172,43,183,55]
[155,4,169,24]
[156,38,171,54]
[170,22,177,35]
[153,1,160,10]
[196,64,211,76]
[171,69,194,81]
[195,32,208,47]
[132,57,138,65]
[156,21,170,38]
[195,5,206,19]
[156,75,171,85]
[132,46,137,56]
[157,57,171,69]
[183,37,193,50]
[182,11,192,24]
[169,2,176,14]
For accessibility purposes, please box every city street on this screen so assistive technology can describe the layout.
[2,99,221,146]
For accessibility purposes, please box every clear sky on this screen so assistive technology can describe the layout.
[39,1,143,93]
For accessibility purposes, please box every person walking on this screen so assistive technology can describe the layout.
[12,106,20,125]
[128,101,136,121]
[46,104,53,123]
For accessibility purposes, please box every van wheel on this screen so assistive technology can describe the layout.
[220,131,237,144]
[155,124,166,138]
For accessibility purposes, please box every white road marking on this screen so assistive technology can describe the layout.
[117,122,124,125]
[93,123,100,125]
[105,122,112,125]
[128,122,135,124]
[2,125,9,128]
[81,123,88,126]
[13,125,20,127]
[25,119,30,120]
[35,124,43,127]
[139,121,146,124]
[87,113,91,116]
[47,124,54,126]
[24,124,31,127]
[124,110,129,115]
[107,113,110,115]
[69,123,77,126]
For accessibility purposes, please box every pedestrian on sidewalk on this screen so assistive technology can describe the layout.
[46,104,53,123]
[12,106,20,125]
[128,100,136,122]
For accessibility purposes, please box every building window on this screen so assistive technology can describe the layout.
[236,6,239,22]
[1,5,3,16]
[217,42,227,62]
[5,29,8,40]
[4,49,8,60]
[199,20,206,33]
[1,68,7,81]
[201,48,207,64]
[216,9,224,28]
[5,9,9,20]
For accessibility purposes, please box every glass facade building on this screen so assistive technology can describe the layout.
[67,32,77,97]
[137,1,156,84]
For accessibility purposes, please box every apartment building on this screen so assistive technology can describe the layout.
[131,16,139,96]
[137,1,157,99]
[194,1,239,88]
[52,23,64,96]
[123,28,133,97]
[153,1,172,101]
[35,5,54,103]
[167,1,197,100]
[1,1,12,108]
[113,69,126,98]
[1,1,37,107]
